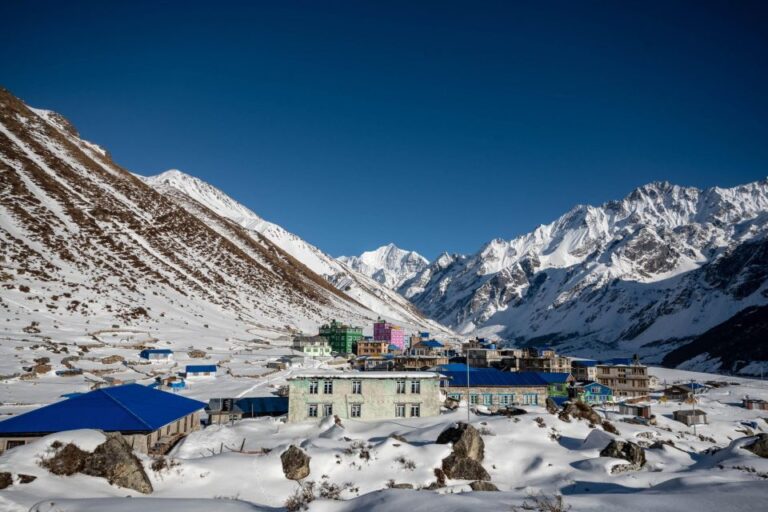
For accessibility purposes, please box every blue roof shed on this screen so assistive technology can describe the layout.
[139,349,173,359]
[0,384,205,435]
[186,365,217,374]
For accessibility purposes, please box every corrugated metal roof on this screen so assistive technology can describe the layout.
[441,370,548,388]
[536,372,572,384]
[186,365,217,373]
[0,384,205,435]
[140,349,173,357]
[420,340,444,348]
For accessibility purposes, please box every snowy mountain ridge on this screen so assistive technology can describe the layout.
[338,243,429,290]
[140,170,446,331]
[0,88,445,349]
[400,179,768,371]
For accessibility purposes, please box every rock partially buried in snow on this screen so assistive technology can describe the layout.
[437,423,492,481]
[441,454,491,481]
[0,472,11,489]
[469,480,499,491]
[743,433,768,458]
[40,434,152,494]
[599,440,646,472]
[81,433,153,494]
[436,423,485,461]
[545,397,559,415]
[281,445,311,480]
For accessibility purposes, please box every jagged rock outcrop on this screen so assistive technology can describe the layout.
[40,435,152,493]
[281,445,311,480]
[600,440,646,472]
[469,480,499,491]
[81,433,153,494]
[559,401,602,425]
[436,423,485,461]
[436,423,491,481]
[0,472,11,490]
[744,434,768,458]
[545,397,559,415]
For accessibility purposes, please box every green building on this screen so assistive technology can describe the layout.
[318,319,363,355]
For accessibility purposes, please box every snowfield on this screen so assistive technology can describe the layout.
[0,367,767,512]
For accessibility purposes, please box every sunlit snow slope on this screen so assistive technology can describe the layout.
[0,88,446,345]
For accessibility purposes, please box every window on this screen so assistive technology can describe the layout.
[309,380,319,394]
[410,404,420,417]
[499,394,512,406]
[395,403,406,417]
[351,403,362,418]
[352,380,362,394]
[483,394,493,406]
[308,404,318,418]
[396,380,406,394]
[323,380,334,394]
[470,394,479,405]
[448,393,462,401]
[5,440,25,450]
[323,404,333,417]
[410,380,421,394]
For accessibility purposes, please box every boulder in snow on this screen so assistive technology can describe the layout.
[441,454,491,481]
[281,445,311,480]
[436,423,484,462]
[743,433,768,458]
[599,440,646,472]
[469,480,499,491]
[81,433,152,494]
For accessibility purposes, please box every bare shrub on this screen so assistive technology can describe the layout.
[396,456,416,470]
[512,492,571,511]
[285,481,315,512]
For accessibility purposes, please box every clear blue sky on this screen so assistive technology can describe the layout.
[2,1,767,260]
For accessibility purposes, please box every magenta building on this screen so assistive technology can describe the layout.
[373,319,405,350]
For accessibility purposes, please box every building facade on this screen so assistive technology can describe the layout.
[287,371,441,422]
[292,335,332,357]
[572,381,613,404]
[319,320,363,355]
[356,340,389,357]
[441,368,549,408]
[373,319,405,350]
[595,358,650,398]
[571,360,598,381]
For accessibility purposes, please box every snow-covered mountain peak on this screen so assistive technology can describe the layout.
[338,244,429,290]
[400,178,768,371]
[143,169,268,229]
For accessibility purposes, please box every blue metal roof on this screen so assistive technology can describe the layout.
[186,365,217,373]
[572,359,597,367]
[235,397,289,415]
[437,363,479,372]
[441,369,549,388]
[0,384,205,435]
[536,372,572,384]
[419,332,430,337]
[421,340,444,348]
[140,349,173,357]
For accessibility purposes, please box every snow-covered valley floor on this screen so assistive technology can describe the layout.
[1,366,767,511]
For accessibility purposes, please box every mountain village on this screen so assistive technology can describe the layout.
[1,86,767,511]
